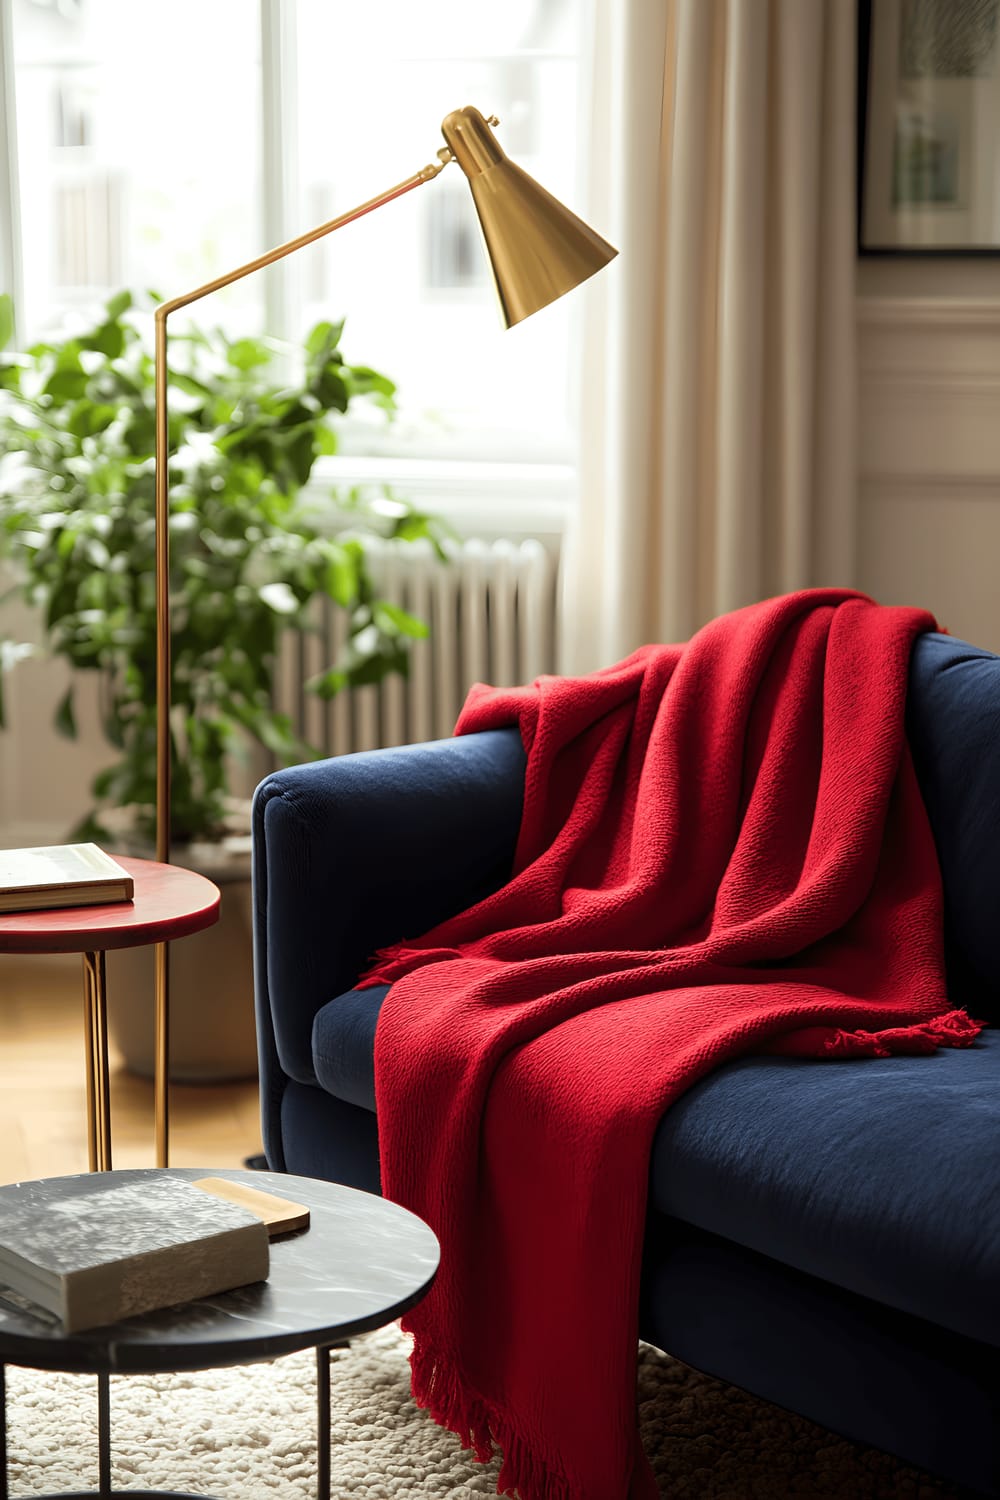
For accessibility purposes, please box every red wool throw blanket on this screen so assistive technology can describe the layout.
[361,590,982,1500]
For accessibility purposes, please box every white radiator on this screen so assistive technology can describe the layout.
[279,536,557,757]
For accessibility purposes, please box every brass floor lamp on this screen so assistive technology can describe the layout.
[151,105,617,1165]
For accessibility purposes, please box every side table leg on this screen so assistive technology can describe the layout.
[154,940,170,1167]
[97,1370,112,1498]
[82,951,113,1172]
[82,954,99,1173]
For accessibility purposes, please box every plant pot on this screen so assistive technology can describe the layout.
[105,834,258,1083]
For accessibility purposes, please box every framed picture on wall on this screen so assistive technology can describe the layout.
[859,0,1000,254]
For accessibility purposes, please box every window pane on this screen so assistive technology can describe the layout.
[12,0,262,340]
[294,0,584,461]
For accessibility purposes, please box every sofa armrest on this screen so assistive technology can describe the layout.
[251,727,525,1114]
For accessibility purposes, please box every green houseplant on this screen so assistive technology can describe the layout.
[0,289,445,849]
[0,289,449,1080]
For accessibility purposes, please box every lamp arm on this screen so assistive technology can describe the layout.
[152,152,452,867]
[149,150,452,1171]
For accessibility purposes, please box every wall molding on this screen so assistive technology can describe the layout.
[857,296,1000,653]
[859,295,1000,488]
[861,473,1000,497]
[861,370,1000,393]
[858,296,1000,393]
[857,296,1000,330]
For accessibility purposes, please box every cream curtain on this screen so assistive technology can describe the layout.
[559,0,858,674]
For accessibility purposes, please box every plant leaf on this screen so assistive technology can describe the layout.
[81,321,125,359]
[54,686,77,739]
[227,337,271,371]
[373,600,429,639]
[0,294,13,352]
[306,319,345,357]
[313,366,349,413]
[43,366,89,402]
[105,290,133,320]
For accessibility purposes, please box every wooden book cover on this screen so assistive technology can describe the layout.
[0,843,134,914]
[0,1177,269,1332]
[194,1177,310,1234]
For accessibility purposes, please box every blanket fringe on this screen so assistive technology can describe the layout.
[356,941,408,986]
[407,1332,574,1500]
[765,1009,985,1059]
[823,1007,985,1057]
[358,940,463,988]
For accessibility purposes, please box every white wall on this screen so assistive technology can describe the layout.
[0,582,107,846]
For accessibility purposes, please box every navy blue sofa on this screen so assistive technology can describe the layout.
[251,630,1000,1497]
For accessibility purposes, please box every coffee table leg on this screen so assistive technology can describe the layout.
[0,1363,8,1500]
[314,1342,350,1499]
[82,951,113,1173]
[316,1345,331,1500]
[1,1361,221,1498]
[97,1370,112,1497]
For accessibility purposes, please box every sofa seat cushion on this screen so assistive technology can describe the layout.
[650,1028,1000,1350]
[312,983,388,1111]
[313,984,1000,1349]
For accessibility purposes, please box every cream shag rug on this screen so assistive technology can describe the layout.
[5,1322,961,1497]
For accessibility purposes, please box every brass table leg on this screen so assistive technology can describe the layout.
[154,941,170,1168]
[82,951,112,1172]
[82,957,99,1174]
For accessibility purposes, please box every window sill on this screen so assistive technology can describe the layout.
[309,453,575,540]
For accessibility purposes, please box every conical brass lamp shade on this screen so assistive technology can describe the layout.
[441,106,617,328]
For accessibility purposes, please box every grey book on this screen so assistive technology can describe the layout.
[0,1177,269,1332]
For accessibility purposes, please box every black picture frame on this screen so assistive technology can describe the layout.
[858,0,1000,257]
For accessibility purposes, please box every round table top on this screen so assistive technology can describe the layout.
[0,1167,439,1375]
[0,856,220,954]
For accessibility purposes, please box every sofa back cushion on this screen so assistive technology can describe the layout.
[907,631,1000,1016]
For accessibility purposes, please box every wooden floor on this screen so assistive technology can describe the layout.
[0,952,263,1184]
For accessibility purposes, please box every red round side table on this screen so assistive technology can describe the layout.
[0,857,220,1173]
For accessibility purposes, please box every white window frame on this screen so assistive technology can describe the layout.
[0,0,23,344]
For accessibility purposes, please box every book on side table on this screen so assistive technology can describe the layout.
[0,1177,270,1332]
[0,842,134,914]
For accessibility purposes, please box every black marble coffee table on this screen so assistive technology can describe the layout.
[0,1166,439,1499]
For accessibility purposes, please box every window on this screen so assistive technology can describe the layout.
[3,0,588,482]
[9,0,261,334]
